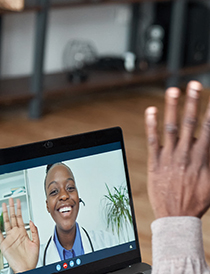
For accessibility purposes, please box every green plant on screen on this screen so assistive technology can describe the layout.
[103,183,132,241]
[0,212,4,232]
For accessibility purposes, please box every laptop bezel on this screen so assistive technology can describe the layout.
[0,127,142,274]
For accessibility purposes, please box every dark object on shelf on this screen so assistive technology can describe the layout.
[143,2,172,65]
[91,56,125,71]
[66,53,138,83]
[67,69,88,83]
[183,2,210,67]
[63,39,97,83]
[86,52,138,72]
[144,24,165,64]
[66,56,126,84]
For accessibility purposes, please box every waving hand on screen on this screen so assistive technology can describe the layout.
[0,198,40,273]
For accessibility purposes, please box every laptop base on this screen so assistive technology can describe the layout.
[108,262,151,274]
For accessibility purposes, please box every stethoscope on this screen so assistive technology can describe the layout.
[43,199,94,266]
[43,227,94,266]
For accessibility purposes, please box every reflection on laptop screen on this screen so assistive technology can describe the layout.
[0,133,139,274]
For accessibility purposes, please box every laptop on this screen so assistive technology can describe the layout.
[0,127,151,274]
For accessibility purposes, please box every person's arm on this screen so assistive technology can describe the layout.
[145,81,210,273]
[0,198,40,273]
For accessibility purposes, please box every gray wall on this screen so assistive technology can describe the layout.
[1,4,131,77]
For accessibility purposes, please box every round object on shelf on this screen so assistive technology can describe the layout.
[63,39,98,80]
[146,25,165,40]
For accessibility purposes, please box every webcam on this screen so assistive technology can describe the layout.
[43,141,53,149]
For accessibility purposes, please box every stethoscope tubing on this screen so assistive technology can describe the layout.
[43,227,94,266]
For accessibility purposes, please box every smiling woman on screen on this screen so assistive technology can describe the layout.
[0,163,117,274]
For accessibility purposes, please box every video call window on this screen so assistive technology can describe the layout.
[0,148,135,272]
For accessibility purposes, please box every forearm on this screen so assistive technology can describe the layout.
[151,217,210,274]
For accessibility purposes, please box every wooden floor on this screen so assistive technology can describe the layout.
[1,83,210,266]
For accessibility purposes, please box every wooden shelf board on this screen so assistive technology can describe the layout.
[0,76,33,105]
[0,68,169,105]
[50,0,171,9]
[0,0,172,14]
[0,6,42,14]
[0,63,209,106]
[179,63,210,76]
[43,66,171,98]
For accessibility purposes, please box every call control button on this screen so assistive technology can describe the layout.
[56,264,61,271]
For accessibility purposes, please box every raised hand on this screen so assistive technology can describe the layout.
[145,81,210,219]
[0,198,40,273]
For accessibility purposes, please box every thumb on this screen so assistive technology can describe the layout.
[29,220,40,247]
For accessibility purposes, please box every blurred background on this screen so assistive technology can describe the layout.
[1,0,210,267]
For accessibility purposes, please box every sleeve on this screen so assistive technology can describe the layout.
[151,216,210,274]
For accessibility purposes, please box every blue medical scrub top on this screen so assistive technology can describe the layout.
[54,222,85,260]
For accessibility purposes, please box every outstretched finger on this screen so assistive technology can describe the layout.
[29,221,40,247]
[145,107,160,170]
[195,98,210,162]
[179,81,202,151]
[164,87,180,150]
[2,202,11,233]
[9,198,17,228]
[16,199,25,228]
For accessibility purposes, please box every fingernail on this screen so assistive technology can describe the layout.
[188,88,199,99]
[167,87,180,98]
[188,81,202,99]
[145,107,157,125]
[145,107,157,115]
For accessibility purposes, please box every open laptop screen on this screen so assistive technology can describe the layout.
[0,127,141,274]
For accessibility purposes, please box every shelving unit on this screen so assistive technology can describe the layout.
[0,65,170,104]
[0,170,31,224]
[0,170,31,271]
[0,0,210,118]
[0,192,27,203]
